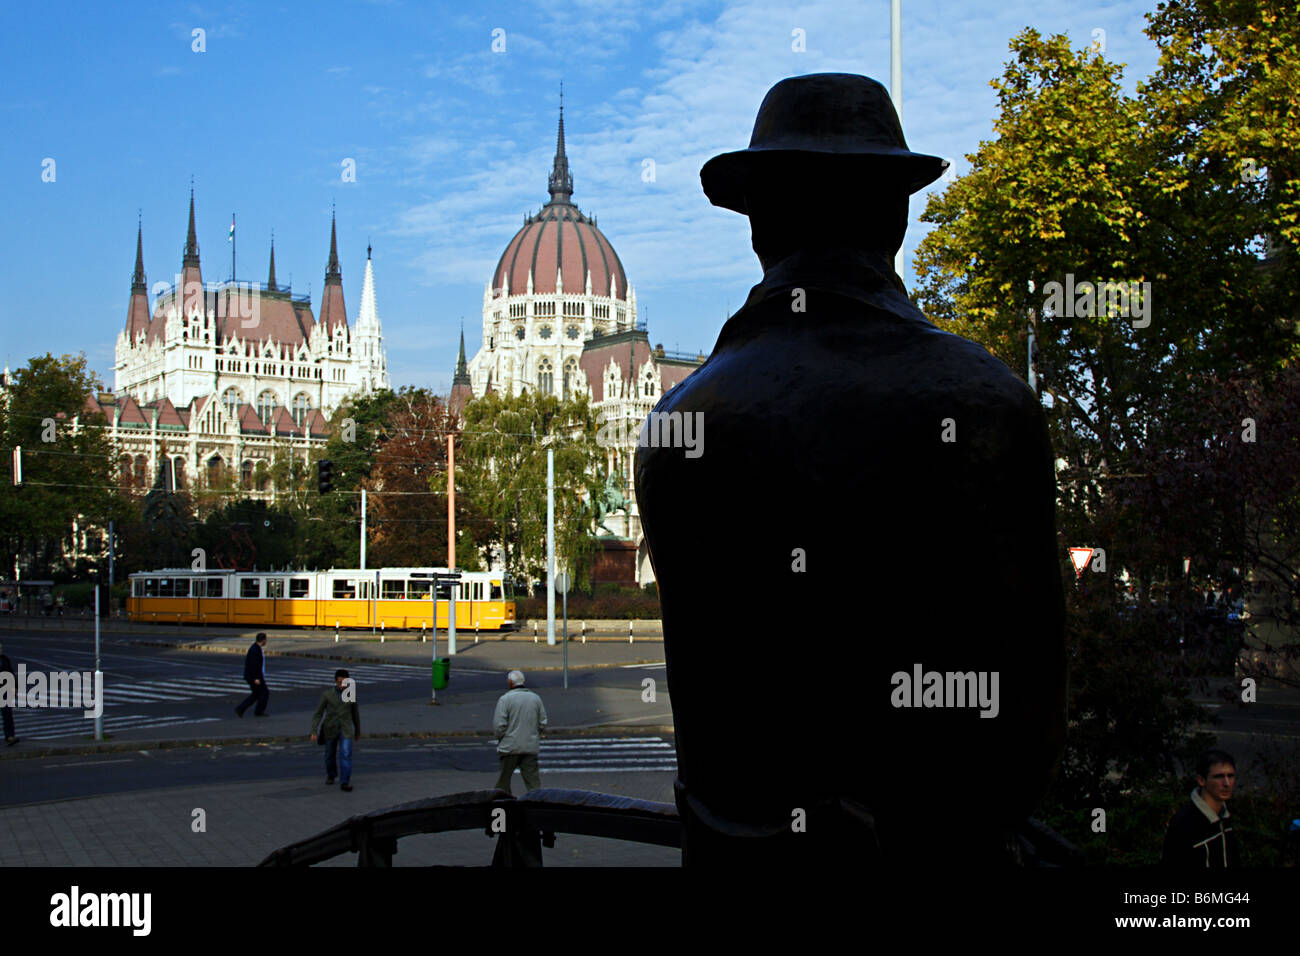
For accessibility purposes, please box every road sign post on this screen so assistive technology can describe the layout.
[94,584,102,741]
[556,571,570,689]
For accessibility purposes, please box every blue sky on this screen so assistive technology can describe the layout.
[1,0,1162,394]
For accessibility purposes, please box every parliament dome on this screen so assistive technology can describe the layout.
[491,105,628,300]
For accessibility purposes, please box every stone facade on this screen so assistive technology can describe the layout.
[461,107,706,584]
[103,194,388,493]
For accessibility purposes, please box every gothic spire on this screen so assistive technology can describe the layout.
[131,220,147,293]
[547,86,573,205]
[267,235,277,289]
[325,208,341,283]
[453,324,471,386]
[183,188,200,265]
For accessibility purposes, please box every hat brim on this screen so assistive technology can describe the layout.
[701,148,950,214]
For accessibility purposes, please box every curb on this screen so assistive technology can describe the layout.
[115,639,665,670]
[0,725,678,762]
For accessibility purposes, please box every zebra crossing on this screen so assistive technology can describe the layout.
[538,736,677,774]
[11,663,421,741]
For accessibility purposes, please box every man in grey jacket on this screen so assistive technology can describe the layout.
[493,669,548,794]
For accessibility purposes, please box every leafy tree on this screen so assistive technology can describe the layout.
[0,354,114,579]
[303,389,400,569]
[459,391,604,586]
[912,14,1300,813]
[365,388,483,569]
[194,499,298,571]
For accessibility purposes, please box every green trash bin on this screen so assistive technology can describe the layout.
[432,657,450,691]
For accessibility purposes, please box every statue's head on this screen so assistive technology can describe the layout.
[700,74,948,269]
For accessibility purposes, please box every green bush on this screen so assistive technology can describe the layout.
[517,586,662,621]
[55,581,96,608]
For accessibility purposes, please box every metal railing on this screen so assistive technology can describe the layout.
[258,788,682,867]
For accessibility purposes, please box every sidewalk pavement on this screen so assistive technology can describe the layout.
[0,758,680,867]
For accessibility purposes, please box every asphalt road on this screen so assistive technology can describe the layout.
[0,631,668,743]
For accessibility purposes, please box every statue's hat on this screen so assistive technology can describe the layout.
[700,73,949,214]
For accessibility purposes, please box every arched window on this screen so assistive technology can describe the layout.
[563,358,578,399]
[134,455,148,488]
[118,455,132,489]
[173,457,186,490]
[537,357,553,395]
[643,368,657,398]
[222,387,242,419]
[241,460,253,490]
[257,390,277,423]
[207,455,224,485]
[292,393,311,427]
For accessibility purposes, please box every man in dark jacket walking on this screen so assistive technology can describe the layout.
[310,669,361,791]
[235,633,269,717]
[0,643,18,745]
[1162,748,1240,866]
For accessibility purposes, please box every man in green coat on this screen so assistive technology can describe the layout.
[310,669,361,791]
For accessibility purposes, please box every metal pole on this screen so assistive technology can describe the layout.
[546,447,555,646]
[448,434,455,571]
[448,576,457,656]
[562,584,568,689]
[94,585,102,741]
[890,0,905,281]
[360,488,367,571]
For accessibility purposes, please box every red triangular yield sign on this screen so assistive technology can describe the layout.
[1069,548,1094,576]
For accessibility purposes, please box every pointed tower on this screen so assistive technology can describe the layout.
[318,211,348,334]
[124,222,151,342]
[354,243,389,393]
[267,236,277,290]
[180,189,203,316]
[450,324,473,418]
[548,90,574,205]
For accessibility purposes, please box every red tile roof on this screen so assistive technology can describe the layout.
[493,204,627,298]
[304,408,330,437]
[117,395,148,426]
[148,397,186,428]
[270,405,299,437]
[238,404,267,434]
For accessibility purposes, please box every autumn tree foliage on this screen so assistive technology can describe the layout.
[364,388,482,569]
[912,3,1300,817]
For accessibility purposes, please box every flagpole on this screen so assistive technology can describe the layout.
[231,213,236,282]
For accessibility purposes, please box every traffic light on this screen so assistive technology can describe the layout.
[317,459,333,494]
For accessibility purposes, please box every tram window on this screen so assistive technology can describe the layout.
[383,580,406,600]
[134,580,145,597]
[504,578,515,599]
[490,581,502,601]
[290,578,309,598]
[190,579,204,597]
[333,580,356,600]
[267,579,285,599]
[207,578,224,597]
[241,579,261,598]
[145,579,159,597]
[408,580,432,599]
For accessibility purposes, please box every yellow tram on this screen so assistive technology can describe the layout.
[126,568,516,631]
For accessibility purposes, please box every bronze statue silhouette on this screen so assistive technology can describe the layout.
[592,471,629,536]
[635,74,1067,866]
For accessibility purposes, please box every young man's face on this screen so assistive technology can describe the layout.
[1198,762,1236,804]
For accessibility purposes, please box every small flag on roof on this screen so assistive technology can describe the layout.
[228,216,235,241]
